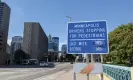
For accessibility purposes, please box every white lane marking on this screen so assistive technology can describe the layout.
[0,72,16,76]
[13,69,32,72]
[34,71,66,80]
[7,72,35,79]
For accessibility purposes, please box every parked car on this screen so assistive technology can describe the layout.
[29,59,38,65]
[39,61,48,67]
[22,59,38,65]
[22,60,29,65]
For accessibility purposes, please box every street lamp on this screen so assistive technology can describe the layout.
[66,16,72,22]
[66,16,79,62]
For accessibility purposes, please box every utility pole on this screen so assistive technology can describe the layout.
[66,16,76,80]
[66,16,76,62]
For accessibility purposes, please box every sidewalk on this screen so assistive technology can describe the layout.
[57,70,100,80]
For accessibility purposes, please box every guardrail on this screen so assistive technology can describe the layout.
[103,64,133,80]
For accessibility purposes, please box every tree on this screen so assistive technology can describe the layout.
[104,23,133,65]
[66,54,75,62]
[25,54,30,59]
[14,49,27,64]
[37,53,45,61]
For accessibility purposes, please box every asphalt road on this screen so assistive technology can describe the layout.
[0,63,72,80]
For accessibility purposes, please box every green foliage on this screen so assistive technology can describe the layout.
[14,49,30,64]
[104,23,133,65]
[66,54,75,61]
[14,49,25,60]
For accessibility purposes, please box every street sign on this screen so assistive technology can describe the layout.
[67,21,108,54]
[74,63,103,74]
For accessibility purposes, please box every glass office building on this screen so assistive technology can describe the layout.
[61,44,67,53]
[48,41,54,52]
[52,37,59,51]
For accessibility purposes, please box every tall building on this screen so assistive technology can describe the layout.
[0,2,11,64]
[10,36,23,62]
[11,36,23,52]
[6,44,10,62]
[48,34,52,42]
[6,44,10,54]
[61,44,67,53]
[23,22,48,60]
[48,36,59,62]
[61,44,67,57]
[48,41,54,52]
[52,37,59,51]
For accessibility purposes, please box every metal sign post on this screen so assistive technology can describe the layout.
[86,54,90,80]
[100,54,103,63]
[101,73,103,80]
[73,72,76,80]
[87,74,89,80]
[91,54,94,63]
[101,54,104,80]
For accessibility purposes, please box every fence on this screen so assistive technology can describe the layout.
[103,64,133,80]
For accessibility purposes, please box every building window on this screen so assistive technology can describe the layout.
[0,13,3,15]
[0,9,3,11]
[28,43,30,47]
[0,4,3,6]
[0,3,4,6]
[28,48,30,53]
[0,6,4,8]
